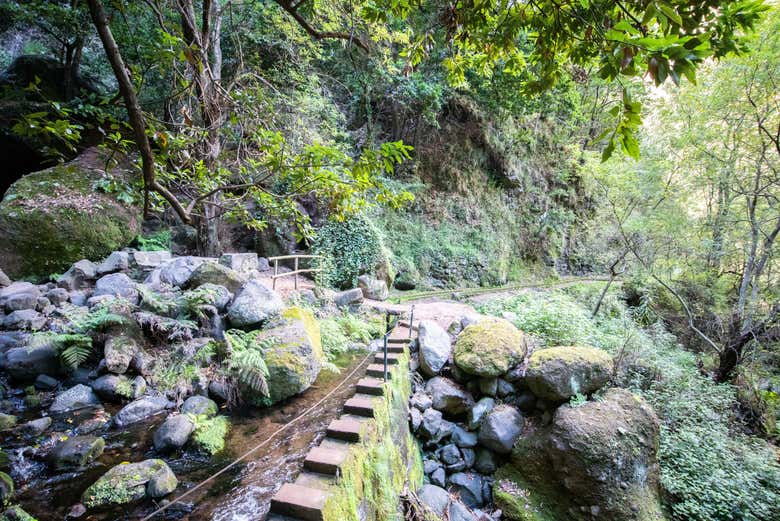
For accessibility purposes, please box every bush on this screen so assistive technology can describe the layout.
[311,215,389,289]
[320,312,384,362]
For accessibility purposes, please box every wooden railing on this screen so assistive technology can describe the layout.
[268,254,324,290]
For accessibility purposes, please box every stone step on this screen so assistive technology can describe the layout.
[366,364,391,379]
[387,336,411,345]
[304,444,349,475]
[356,377,385,396]
[294,471,336,491]
[327,416,369,442]
[373,352,402,365]
[270,483,329,521]
[386,343,406,353]
[343,393,378,417]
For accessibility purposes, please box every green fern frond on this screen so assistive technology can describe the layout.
[77,307,129,333]
[230,349,270,396]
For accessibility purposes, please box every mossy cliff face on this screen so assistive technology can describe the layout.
[0,148,140,279]
[454,318,527,377]
[323,353,424,521]
[497,388,665,521]
[254,306,324,405]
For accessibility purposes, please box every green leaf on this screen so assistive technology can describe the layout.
[658,2,683,25]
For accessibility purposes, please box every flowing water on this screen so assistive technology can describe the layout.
[9,352,368,521]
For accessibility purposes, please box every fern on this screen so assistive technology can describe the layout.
[29,332,94,369]
[137,285,179,316]
[134,311,197,342]
[76,307,129,333]
[222,330,279,401]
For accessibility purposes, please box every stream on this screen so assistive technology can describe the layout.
[9,352,367,521]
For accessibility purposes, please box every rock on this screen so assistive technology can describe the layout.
[418,320,452,377]
[113,395,168,427]
[431,467,447,488]
[46,287,70,306]
[504,388,663,520]
[0,269,10,288]
[0,472,12,503]
[448,472,485,508]
[184,283,232,312]
[153,415,195,452]
[15,416,52,437]
[133,251,172,269]
[186,262,245,294]
[451,425,478,448]
[357,274,389,301]
[181,395,218,417]
[0,282,40,312]
[496,378,514,398]
[57,260,98,291]
[462,447,476,469]
[91,374,135,402]
[333,288,363,308]
[96,251,130,275]
[513,391,536,413]
[93,273,139,304]
[474,448,497,474]
[454,318,527,377]
[525,345,614,401]
[468,397,495,430]
[34,374,59,390]
[3,309,46,330]
[82,459,177,507]
[69,291,89,307]
[478,404,523,454]
[448,499,479,521]
[132,376,147,398]
[409,407,423,431]
[5,341,62,380]
[418,484,451,517]
[249,307,323,404]
[227,279,283,328]
[219,253,258,274]
[479,377,498,397]
[410,392,434,411]
[426,377,474,416]
[419,408,444,439]
[438,443,462,465]
[104,333,139,374]
[50,384,101,413]
[49,435,105,469]
[156,256,209,287]
[0,413,17,430]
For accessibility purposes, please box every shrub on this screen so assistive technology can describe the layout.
[320,312,384,362]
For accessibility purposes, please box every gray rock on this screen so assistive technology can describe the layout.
[0,268,10,287]
[333,288,363,308]
[16,417,52,437]
[133,251,172,269]
[477,404,523,454]
[0,413,16,430]
[0,282,40,312]
[97,251,130,275]
[473,448,497,474]
[410,391,433,411]
[418,484,450,517]
[423,459,441,475]
[82,459,177,507]
[50,435,105,469]
[448,472,485,508]
[181,395,218,417]
[157,256,209,287]
[50,384,101,413]
[57,260,97,291]
[448,499,479,521]
[426,377,474,416]
[227,280,283,328]
[114,395,168,427]
[513,390,536,413]
[6,342,62,380]
[451,426,478,448]
[34,374,59,390]
[153,415,195,452]
[146,463,179,498]
[257,257,270,271]
[357,275,389,301]
[185,283,232,312]
[468,397,496,430]
[45,288,70,306]
[419,408,444,439]
[187,262,245,294]
[93,273,139,304]
[431,467,447,488]
[409,407,423,431]
[418,320,452,377]
[69,291,89,307]
[3,309,46,330]
[438,444,462,465]
[434,419,455,444]
[478,377,498,397]
[496,378,514,397]
[104,334,138,374]
[91,374,134,402]
[462,448,476,469]
[219,252,258,274]
[132,376,147,398]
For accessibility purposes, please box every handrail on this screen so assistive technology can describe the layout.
[269,254,325,290]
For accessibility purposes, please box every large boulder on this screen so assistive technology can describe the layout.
[357,274,389,301]
[0,282,40,312]
[453,318,527,377]
[499,388,663,521]
[186,262,245,294]
[525,345,614,401]
[0,148,141,279]
[5,341,63,380]
[248,307,324,405]
[227,280,284,328]
[3,309,46,330]
[181,395,218,417]
[57,260,97,291]
[477,404,523,454]
[49,435,105,469]
[104,331,141,374]
[82,459,177,508]
[50,384,101,413]
[93,273,139,304]
[113,395,168,427]
[425,377,474,417]
[153,415,195,452]
[418,320,452,377]
[156,256,209,287]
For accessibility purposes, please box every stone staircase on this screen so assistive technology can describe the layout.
[267,325,414,521]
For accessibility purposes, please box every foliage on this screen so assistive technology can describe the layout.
[311,214,389,289]
[133,230,171,252]
[134,311,197,342]
[189,414,230,456]
[152,360,200,392]
[320,312,383,361]
[222,330,277,401]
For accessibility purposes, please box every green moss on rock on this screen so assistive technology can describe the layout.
[82,459,177,508]
[0,471,13,503]
[191,414,230,455]
[525,345,613,401]
[453,317,527,377]
[0,505,37,521]
[0,148,140,279]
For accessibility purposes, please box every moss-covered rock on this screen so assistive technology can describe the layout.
[0,505,36,521]
[251,307,324,405]
[190,414,230,455]
[0,414,17,431]
[525,345,613,401]
[0,472,13,503]
[453,318,527,377]
[500,388,664,521]
[185,262,245,294]
[0,148,141,279]
[82,459,177,508]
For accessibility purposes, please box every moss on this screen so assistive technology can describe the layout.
[190,415,230,455]
[525,345,614,401]
[0,152,140,279]
[0,471,13,502]
[282,307,324,359]
[82,459,172,508]
[493,465,564,521]
[322,352,421,521]
[453,317,527,376]
[528,345,613,367]
[0,505,37,521]
[0,414,17,431]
